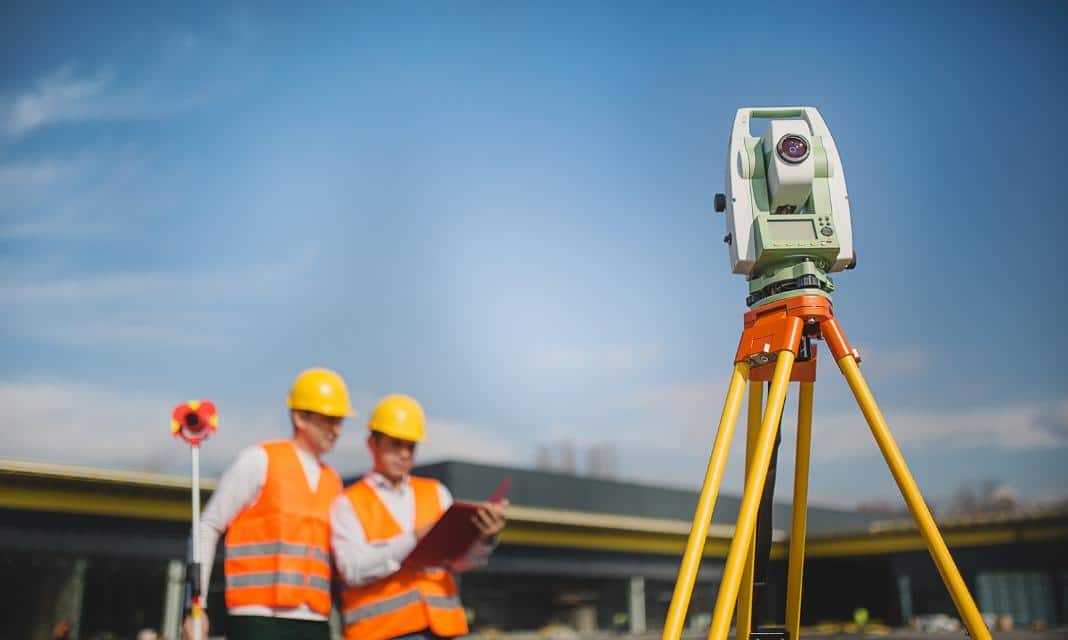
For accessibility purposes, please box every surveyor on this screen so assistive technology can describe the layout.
[188,368,352,640]
[331,394,508,640]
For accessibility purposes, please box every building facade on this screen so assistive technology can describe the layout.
[1,458,1065,638]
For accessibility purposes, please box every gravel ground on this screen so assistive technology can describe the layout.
[466,630,1068,640]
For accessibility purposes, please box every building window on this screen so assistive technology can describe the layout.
[976,571,1057,627]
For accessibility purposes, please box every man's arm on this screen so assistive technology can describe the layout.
[331,492,419,587]
[196,446,268,591]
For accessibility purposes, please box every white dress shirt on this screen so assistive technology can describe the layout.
[331,471,496,587]
[196,441,328,621]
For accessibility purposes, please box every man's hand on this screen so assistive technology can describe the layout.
[472,498,509,542]
[182,612,210,640]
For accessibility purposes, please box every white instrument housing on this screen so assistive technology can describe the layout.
[724,107,854,275]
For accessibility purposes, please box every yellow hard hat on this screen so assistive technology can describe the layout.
[287,368,355,417]
[368,394,426,442]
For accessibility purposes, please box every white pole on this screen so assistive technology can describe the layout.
[191,444,203,640]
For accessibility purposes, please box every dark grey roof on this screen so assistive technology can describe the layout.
[391,460,879,536]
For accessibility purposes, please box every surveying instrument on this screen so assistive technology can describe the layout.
[172,400,219,640]
[662,107,991,640]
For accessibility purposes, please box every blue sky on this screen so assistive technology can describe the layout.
[2,2,1066,509]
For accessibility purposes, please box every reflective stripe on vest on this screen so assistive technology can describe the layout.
[227,572,331,592]
[342,589,465,625]
[426,595,463,610]
[343,589,421,625]
[226,541,331,564]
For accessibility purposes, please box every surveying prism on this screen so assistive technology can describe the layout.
[172,400,218,640]
[663,108,991,640]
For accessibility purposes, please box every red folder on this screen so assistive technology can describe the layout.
[402,476,511,569]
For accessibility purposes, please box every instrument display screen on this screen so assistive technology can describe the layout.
[769,219,817,242]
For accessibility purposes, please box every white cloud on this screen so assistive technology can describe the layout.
[1,271,186,305]
[809,400,1068,459]
[0,20,261,238]
[2,249,319,348]
[0,148,147,239]
[419,418,523,465]
[0,10,262,140]
[620,375,732,445]
[0,55,230,140]
[5,303,238,351]
[852,345,930,379]
[3,376,1061,510]
[0,380,283,476]
[0,157,84,187]
[0,380,524,479]
[3,249,317,306]
[19,317,229,349]
[563,377,1068,505]
[616,377,1068,461]
[0,66,115,137]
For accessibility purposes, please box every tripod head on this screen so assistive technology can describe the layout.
[715,107,855,307]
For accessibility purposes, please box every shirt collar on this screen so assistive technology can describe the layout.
[291,441,320,466]
[365,470,410,494]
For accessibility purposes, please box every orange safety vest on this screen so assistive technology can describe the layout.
[223,440,341,614]
[340,476,469,640]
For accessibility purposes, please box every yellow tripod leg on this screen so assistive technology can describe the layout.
[837,355,991,640]
[785,381,813,640]
[735,382,763,640]
[663,362,750,640]
[707,352,796,640]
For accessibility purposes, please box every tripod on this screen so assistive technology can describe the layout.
[662,295,991,640]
